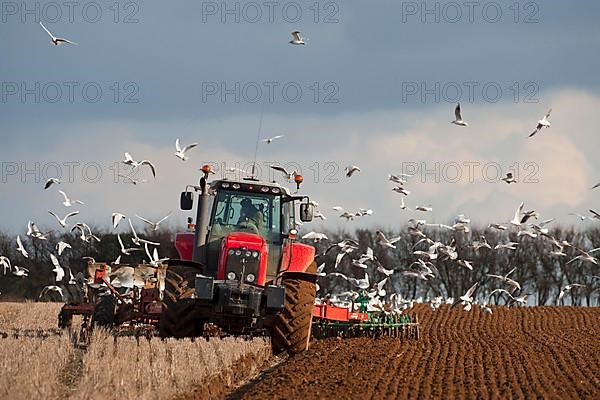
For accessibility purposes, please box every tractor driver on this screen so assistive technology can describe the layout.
[238,198,265,232]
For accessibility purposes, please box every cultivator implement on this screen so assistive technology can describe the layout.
[58,261,165,346]
[311,296,420,340]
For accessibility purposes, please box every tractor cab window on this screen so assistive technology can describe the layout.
[209,190,282,243]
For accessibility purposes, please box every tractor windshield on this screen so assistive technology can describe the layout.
[209,190,283,243]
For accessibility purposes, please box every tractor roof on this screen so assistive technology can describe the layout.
[210,178,292,196]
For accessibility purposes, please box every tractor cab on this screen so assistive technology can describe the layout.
[175,168,315,284]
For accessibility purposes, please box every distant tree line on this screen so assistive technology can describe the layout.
[1,225,599,306]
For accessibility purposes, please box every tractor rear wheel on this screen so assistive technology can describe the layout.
[159,264,205,338]
[272,263,317,355]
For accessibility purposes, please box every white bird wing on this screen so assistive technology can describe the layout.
[182,143,198,153]
[270,165,289,176]
[128,218,139,240]
[291,31,301,41]
[144,243,153,261]
[50,254,64,281]
[138,160,156,177]
[136,215,154,227]
[175,138,182,152]
[157,212,171,225]
[117,233,126,251]
[545,108,552,118]
[48,210,61,224]
[465,282,478,298]
[39,22,55,39]
[59,190,69,203]
[58,38,77,45]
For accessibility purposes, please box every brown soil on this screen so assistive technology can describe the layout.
[234,305,600,400]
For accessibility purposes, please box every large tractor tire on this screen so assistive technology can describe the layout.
[159,264,205,338]
[93,294,116,328]
[272,263,317,355]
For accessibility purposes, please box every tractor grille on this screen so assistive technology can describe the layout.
[225,248,260,284]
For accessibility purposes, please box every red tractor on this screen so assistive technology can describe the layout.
[57,167,318,353]
[162,166,318,354]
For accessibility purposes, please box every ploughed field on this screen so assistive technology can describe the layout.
[237,305,600,400]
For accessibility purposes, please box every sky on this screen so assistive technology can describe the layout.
[1,0,600,234]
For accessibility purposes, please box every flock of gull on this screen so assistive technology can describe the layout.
[3,25,599,315]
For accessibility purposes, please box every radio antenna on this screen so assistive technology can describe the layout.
[250,97,266,179]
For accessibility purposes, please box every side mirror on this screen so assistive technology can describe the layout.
[299,203,313,222]
[180,192,193,210]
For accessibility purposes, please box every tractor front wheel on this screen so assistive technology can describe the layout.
[272,263,317,355]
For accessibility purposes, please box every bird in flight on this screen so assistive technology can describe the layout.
[48,210,79,228]
[136,212,171,232]
[451,103,468,126]
[39,22,77,46]
[262,135,284,144]
[345,165,361,178]
[289,31,305,45]
[529,108,552,137]
[122,152,157,178]
[174,138,198,161]
[59,190,84,207]
[501,172,517,184]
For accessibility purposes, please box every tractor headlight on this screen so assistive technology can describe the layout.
[235,250,242,256]
[246,273,256,283]
[228,249,235,255]
[245,250,252,257]
[252,251,259,258]
[227,272,236,281]
[232,183,241,189]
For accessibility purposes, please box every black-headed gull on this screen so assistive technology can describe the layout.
[529,108,552,137]
[59,190,84,207]
[174,138,198,161]
[501,172,517,184]
[27,221,51,240]
[376,231,401,249]
[39,285,65,300]
[40,22,77,46]
[112,213,127,229]
[557,283,587,305]
[48,210,79,228]
[486,267,521,292]
[345,165,361,178]
[1,256,11,275]
[122,152,156,178]
[302,232,329,242]
[136,212,171,232]
[451,103,468,126]
[392,186,410,196]
[56,241,71,256]
[13,265,29,277]
[270,165,297,181]
[289,31,305,45]
[262,135,284,144]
